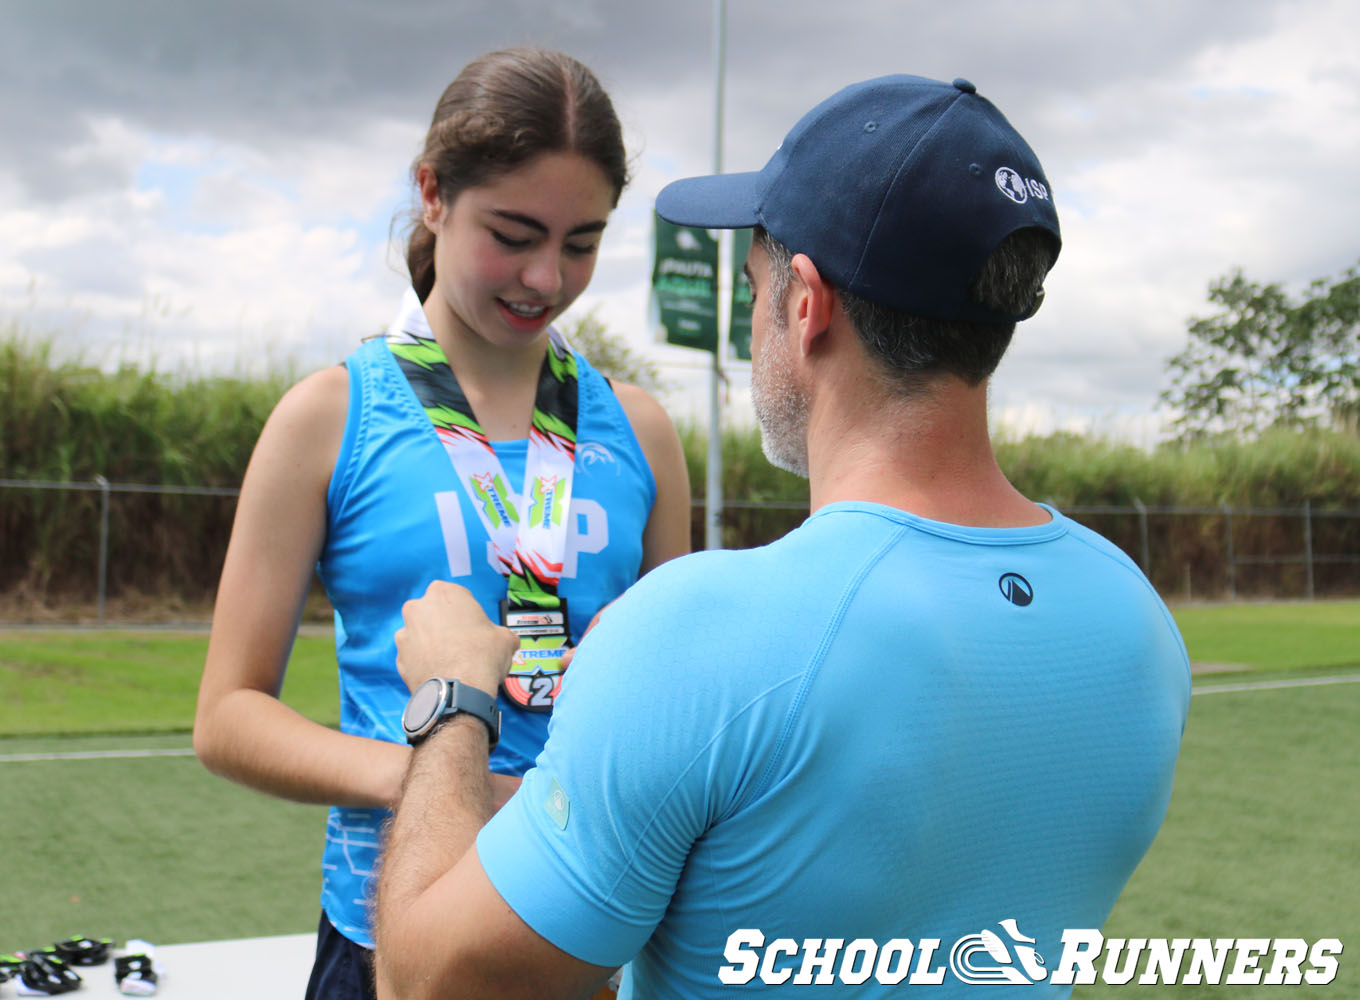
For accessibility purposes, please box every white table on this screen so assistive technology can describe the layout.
[23,934,316,999]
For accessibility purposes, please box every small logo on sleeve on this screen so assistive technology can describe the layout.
[544,778,570,830]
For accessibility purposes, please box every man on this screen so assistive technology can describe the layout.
[375,75,1190,999]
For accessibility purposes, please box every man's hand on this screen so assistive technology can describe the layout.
[559,600,611,669]
[395,581,520,695]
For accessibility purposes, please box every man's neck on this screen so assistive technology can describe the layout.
[805,376,1049,529]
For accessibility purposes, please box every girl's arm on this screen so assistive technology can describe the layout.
[193,364,410,810]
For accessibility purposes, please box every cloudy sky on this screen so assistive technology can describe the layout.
[4,0,1357,443]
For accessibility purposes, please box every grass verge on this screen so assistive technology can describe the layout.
[0,631,339,735]
[0,602,1355,973]
[1170,599,1360,673]
[0,733,327,948]
[1078,676,1359,997]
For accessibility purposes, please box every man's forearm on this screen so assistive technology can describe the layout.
[375,714,494,998]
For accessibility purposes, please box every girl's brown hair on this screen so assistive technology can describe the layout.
[406,48,629,302]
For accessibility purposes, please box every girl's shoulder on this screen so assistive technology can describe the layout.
[581,376,693,573]
[250,363,351,486]
[606,380,675,447]
[271,362,351,435]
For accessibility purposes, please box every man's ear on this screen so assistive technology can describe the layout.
[416,164,444,233]
[789,253,835,356]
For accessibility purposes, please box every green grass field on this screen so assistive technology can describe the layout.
[1170,600,1360,674]
[0,734,327,947]
[1084,679,1359,997]
[0,630,339,736]
[0,629,338,952]
[1,602,1357,993]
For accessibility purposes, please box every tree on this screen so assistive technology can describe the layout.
[1161,260,1360,439]
[558,307,670,396]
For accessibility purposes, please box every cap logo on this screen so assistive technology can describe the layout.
[995,167,1029,204]
[996,167,1052,206]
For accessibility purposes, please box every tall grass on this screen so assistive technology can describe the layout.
[3,330,1360,607]
[0,327,288,485]
[995,428,1360,507]
[678,423,1360,512]
[679,423,1360,597]
[990,430,1360,597]
[1,328,290,602]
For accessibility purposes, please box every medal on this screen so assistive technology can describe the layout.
[387,289,579,712]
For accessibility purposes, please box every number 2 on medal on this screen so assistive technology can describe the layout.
[529,675,556,708]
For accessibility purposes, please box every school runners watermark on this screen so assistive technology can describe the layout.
[719,921,1343,987]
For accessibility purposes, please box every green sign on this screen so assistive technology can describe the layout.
[651,214,718,353]
[728,228,753,361]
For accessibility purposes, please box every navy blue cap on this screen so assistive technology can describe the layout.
[655,75,1061,324]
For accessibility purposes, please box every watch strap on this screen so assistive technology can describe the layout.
[407,679,501,750]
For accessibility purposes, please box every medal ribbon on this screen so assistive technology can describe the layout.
[386,289,578,710]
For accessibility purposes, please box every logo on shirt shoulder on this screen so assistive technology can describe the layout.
[545,777,570,830]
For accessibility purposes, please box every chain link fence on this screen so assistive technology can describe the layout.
[3,478,1359,622]
[0,477,241,621]
[694,499,1360,601]
[1055,501,1360,601]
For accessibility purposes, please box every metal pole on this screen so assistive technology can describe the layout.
[1303,499,1314,600]
[704,0,727,551]
[1133,498,1150,577]
[95,474,110,623]
[1222,502,1236,599]
[712,0,725,177]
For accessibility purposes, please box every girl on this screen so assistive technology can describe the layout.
[193,48,690,999]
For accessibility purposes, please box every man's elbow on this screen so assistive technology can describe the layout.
[373,913,434,1000]
[371,962,404,1000]
[372,948,413,1000]
[373,944,450,1000]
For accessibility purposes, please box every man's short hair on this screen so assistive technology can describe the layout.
[754,225,1057,396]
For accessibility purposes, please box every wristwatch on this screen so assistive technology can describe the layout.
[401,678,501,749]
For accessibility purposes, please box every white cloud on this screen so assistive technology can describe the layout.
[2,0,1357,444]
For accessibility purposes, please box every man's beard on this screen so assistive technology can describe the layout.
[751,313,810,478]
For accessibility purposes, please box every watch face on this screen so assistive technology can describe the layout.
[403,678,445,736]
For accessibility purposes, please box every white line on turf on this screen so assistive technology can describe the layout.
[3,673,1358,761]
[0,747,196,763]
[1192,672,1360,696]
